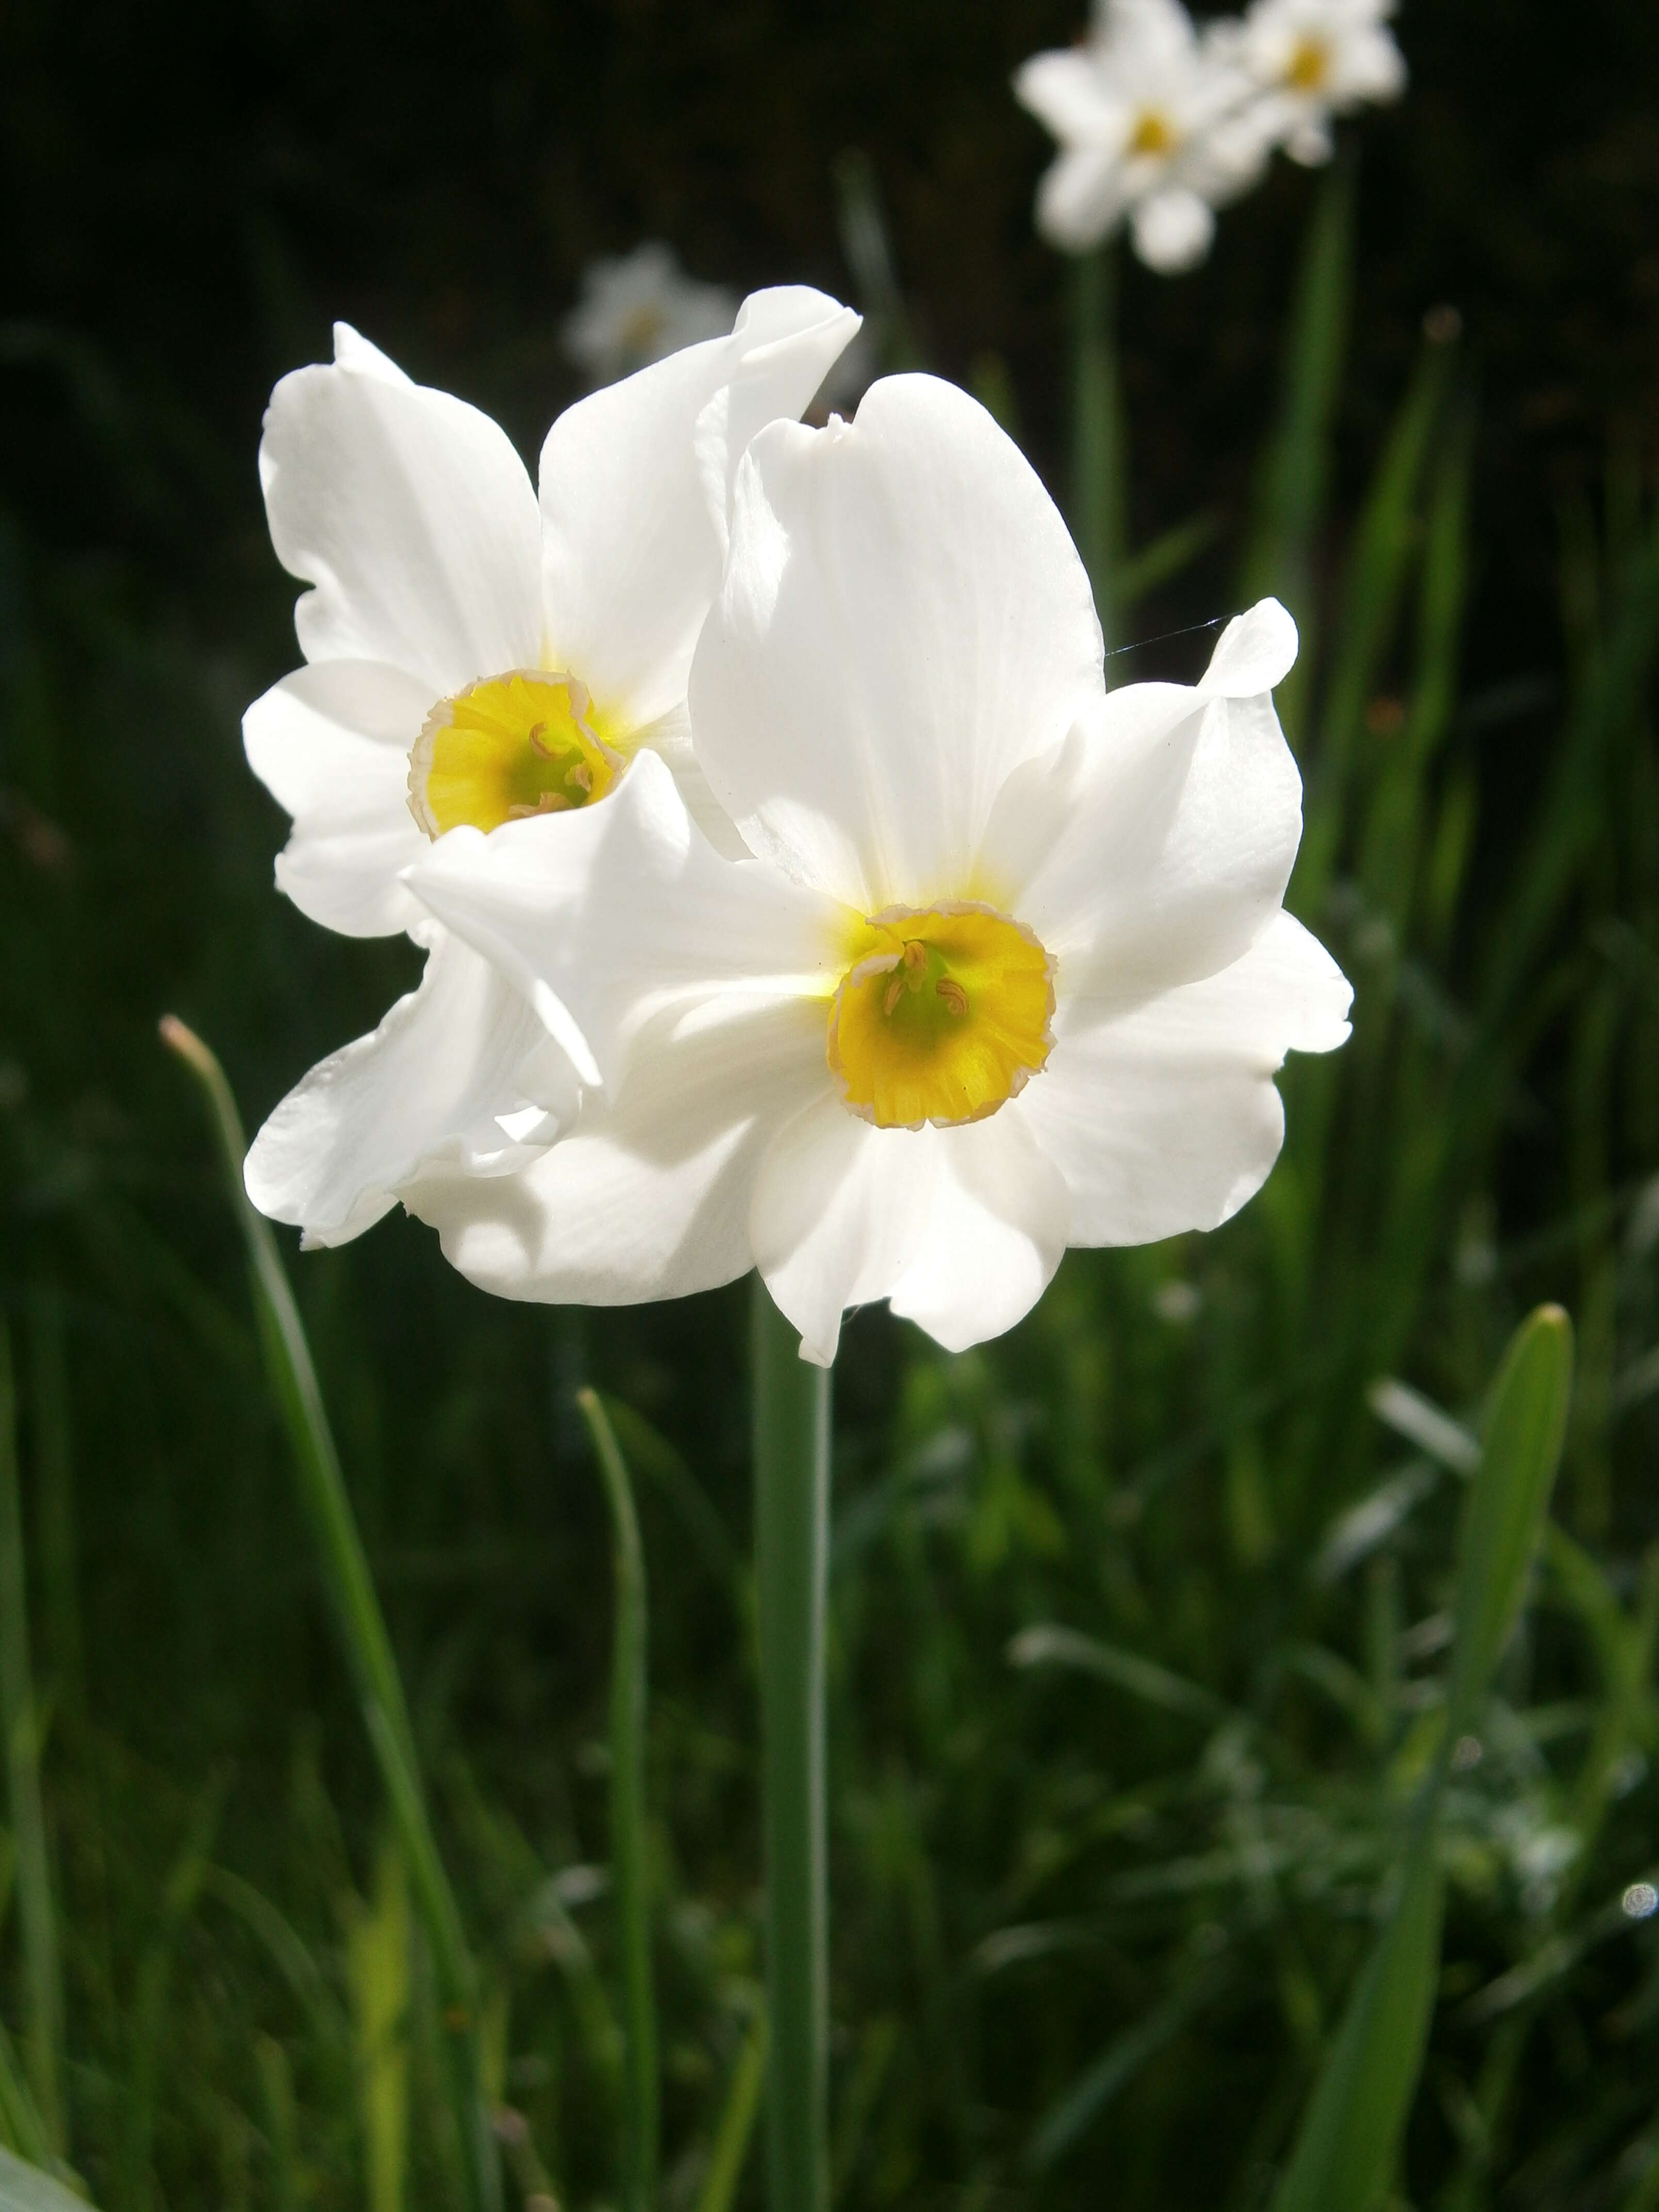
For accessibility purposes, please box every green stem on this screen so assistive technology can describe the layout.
[1069,242,1125,654]
[751,1278,832,2212]
[576,1389,658,2212]
[160,1017,501,2212]
[0,1326,65,2158]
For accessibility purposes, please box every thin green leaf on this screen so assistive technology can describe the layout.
[1008,1623,1227,1724]
[1266,1819,1443,2212]
[695,2007,767,2212]
[158,1017,501,2212]
[1446,1305,1575,1736]
[0,1328,63,2153]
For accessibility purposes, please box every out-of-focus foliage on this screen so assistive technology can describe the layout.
[3,3,1659,2208]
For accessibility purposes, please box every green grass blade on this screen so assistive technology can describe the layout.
[1446,1305,1575,1736]
[1294,330,1456,913]
[1117,510,1222,612]
[347,1842,410,2212]
[1007,1623,1227,1724]
[24,1294,84,1743]
[1265,1816,1443,2212]
[695,2007,767,2212]
[0,1328,64,2155]
[1240,159,1354,741]
[575,1389,658,2212]
[254,2037,302,2212]
[1027,1959,1222,2171]
[158,1017,501,2212]
[1069,243,1126,652]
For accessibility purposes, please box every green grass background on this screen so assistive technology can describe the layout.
[4,1,1659,2205]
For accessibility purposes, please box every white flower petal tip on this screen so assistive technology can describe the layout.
[1198,598,1299,697]
[693,371,1103,910]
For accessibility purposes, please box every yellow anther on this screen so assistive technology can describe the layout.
[408,670,623,838]
[1128,109,1175,157]
[827,901,1054,1129]
[1287,36,1329,90]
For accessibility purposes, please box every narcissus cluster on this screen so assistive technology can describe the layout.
[246,299,1350,1362]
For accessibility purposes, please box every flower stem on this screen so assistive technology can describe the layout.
[751,1277,832,2212]
[576,1388,658,2212]
[1070,241,1126,654]
[160,1017,501,2212]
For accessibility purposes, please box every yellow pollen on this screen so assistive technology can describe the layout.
[1128,109,1176,157]
[826,901,1055,1131]
[407,670,622,838]
[1287,36,1329,90]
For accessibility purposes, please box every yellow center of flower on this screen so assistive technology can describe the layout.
[1128,108,1176,157]
[407,670,623,838]
[826,902,1055,1130]
[1287,36,1330,90]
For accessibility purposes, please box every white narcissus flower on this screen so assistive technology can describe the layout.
[1229,0,1406,166]
[563,243,740,387]
[404,376,1352,1364]
[243,292,860,1246]
[1014,0,1271,270]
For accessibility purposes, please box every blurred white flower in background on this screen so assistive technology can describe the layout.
[1228,0,1406,165]
[406,378,1351,1362]
[1014,0,1406,269]
[563,243,739,386]
[241,291,858,1247]
[1014,0,1271,270]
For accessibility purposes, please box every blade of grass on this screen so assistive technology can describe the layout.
[1268,1307,1574,2212]
[158,1017,501,2212]
[575,1390,657,2212]
[0,1327,64,2155]
[695,2006,767,2212]
[347,1841,410,2212]
[1239,158,1354,743]
[1293,324,1458,915]
[1446,1305,1575,1737]
[24,1294,83,1742]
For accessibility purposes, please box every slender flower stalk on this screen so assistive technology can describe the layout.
[160,1017,502,2212]
[751,1279,832,2212]
[576,1389,658,2212]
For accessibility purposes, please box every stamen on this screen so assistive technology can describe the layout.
[883,973,906,1017]
[936,978,968,1016]
[565,762,593,794]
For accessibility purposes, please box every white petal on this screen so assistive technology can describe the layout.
[690,374,1104,911]
[888,1106,1070,1353]
[243,661,433,937]
[1019,909,1352,1246]
[1013,50,1122,143]
[1036,148,1130,252]
[404,748,842,1093]
[407,996,826,1305]
[1129,187,1215,272]
[244,926,569,1247]
[1197,597,1298,698]
[260,324,544,696]
[539,288,859,733]
[982,672,1304,1007]
[750,1095,940,1365]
